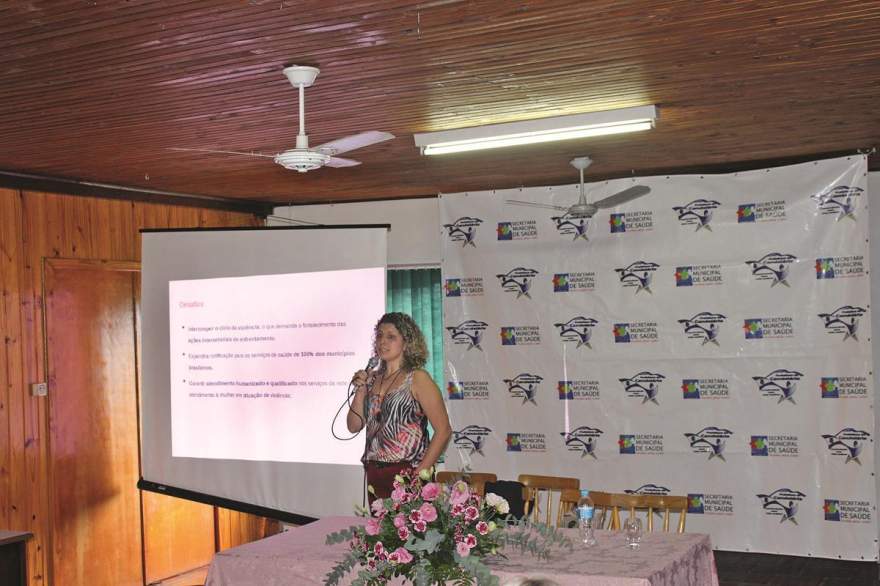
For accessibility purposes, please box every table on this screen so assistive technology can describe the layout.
[206,516,719,586]
[0,531,31,586]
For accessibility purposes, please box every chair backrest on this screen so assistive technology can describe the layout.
[435,471,498,497]
[518,474,579,526]
[585,491,687,533]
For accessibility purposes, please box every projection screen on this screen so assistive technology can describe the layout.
[139,226,387,521]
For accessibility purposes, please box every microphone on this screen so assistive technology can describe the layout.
[332,354,380,441]
[363,355,379,390]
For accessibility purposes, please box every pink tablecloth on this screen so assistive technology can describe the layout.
[206,516,719,586]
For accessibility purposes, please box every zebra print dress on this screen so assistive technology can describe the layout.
[362,371,429,465]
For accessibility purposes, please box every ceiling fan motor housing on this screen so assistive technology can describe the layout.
[274,149,331,173]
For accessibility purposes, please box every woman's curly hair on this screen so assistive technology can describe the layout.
[374,312,428,371]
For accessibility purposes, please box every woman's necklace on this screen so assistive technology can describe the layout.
[377,368,403,403]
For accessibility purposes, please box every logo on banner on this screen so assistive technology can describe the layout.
[496,267,539,299]
[746,252,797,287]
[610,210,654,234]
[673,199,721,231]
[443,217,483,247]
[688,494,734,515]
[675,265,723,287]
[684,427,733,461]
[821,376,869,399]
[452,425,491,456]
[504,373,543,405]
[497,220,538,241]
[816,256,865,279]
[743,317,795,340]
[506,433,546,452]
[446,380,489,401]
[615,261,660,295]
[619,435,664,455]
[678,312,726,346]
[446,320,488,351]
[737,200,786,223]
[613,322,659,343]
[818,305,867,341]
[811,185,863,221]
[500,325,541,346]
[821,428,870,465]
[558,380,600,400]
[682,378,730,400]
[619,372,665,405]
[552,272,596,292]
[757,489,805,524]
[560,426,603,458]
[555,316,598,349]
[753,369,803,404]
[624,484,670,496]
[552,212,590,241]
[824,499,872,523]
[750,435,799,457]
[444,277,484,297]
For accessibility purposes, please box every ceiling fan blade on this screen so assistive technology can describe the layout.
[506,199,570,212]
[325,156,361,168]
[594,185,651,209]
[167,147,275,159]
[314,131,394,156]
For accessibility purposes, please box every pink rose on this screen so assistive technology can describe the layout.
[370,499,386,516]
[456,541,471,557]
[392,546,414,564]
[451,503,464,516]
[476,521,489,535]
[465,533,477,548]
[408,509,422,523]
[365,518,381,536]
[397,525,410,540]
[421,482,441,501]
[391,487,407,502]
[393,514,407,529]
[419,502,438,523]
[414,520,427,532]
[450,481,470,506]
[464,505,479,522]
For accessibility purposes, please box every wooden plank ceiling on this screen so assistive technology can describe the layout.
[2,0,879,205]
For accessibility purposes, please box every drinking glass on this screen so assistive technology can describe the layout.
[623,517,642,550]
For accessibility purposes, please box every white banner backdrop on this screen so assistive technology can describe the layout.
[439,156,876,560]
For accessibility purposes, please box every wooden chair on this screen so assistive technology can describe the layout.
[574,490,687,533]
[518,474,579,526]
[435,471,497,497]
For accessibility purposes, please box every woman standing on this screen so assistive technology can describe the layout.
[347,312,452,501]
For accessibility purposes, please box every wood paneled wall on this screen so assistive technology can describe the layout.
[0,188,271,586]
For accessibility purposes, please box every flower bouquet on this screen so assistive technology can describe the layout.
[325,468,571,586]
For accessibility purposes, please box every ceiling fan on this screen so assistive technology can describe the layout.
[506,157,650,218]
[170,65,394,173]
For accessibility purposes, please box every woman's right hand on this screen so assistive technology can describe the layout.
[352,370,369,390]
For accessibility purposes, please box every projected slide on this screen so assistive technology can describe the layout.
[168,266,384,465]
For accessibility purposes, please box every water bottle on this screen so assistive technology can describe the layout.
[577,489,597,546]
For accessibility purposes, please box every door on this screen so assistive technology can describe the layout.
[45,259,144,585]
[44,259,215,585]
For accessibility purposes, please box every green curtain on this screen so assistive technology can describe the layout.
[386,268,443,384]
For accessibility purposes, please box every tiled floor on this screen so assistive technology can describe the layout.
[149,566,208,586]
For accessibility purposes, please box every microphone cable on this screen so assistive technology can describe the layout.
[330,355,378,441]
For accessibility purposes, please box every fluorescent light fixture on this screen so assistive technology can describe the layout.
[414,105,657,155]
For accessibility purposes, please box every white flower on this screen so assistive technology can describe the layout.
[485,493,510,514]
